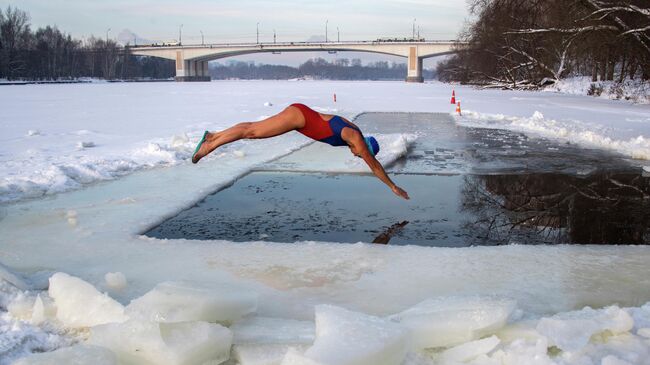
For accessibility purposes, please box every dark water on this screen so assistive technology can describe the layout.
[145,171,650,246]
[145,113,650,246]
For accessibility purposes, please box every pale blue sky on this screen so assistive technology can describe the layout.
[4,0,468,66]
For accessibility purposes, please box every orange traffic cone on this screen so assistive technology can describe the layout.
[450,90,456,104]
[333,93,337,103]
[456,102,462,116]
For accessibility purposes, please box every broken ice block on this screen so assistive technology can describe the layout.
[387,296,516,349]
[125,281,257,324]
[48,272,128,328]
[281,305,408,365]
[88,319,232,365]
[13,345,118,365]
[31,293,57,325]
[232,317,315,345]
[437,335,500,364]
[536,305,633,352]
[234,344,310,365]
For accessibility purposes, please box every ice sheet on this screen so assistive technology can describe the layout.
[2,81,650,363]
[125,280,258,324]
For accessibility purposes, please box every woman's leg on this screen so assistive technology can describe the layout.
[192,106,304,163]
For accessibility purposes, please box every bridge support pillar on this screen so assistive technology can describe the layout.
[406,46,423,83]
[174,51,211,82]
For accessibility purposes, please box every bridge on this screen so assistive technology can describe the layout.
[130,40,461,82]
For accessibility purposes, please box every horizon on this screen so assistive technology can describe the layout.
[4,0,467,67]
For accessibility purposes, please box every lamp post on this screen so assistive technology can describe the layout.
[200,30,204,45]
[337,27,340,42]
[179,24,183,45]
[256,22,260,44]
[412,18,416,39]
[325,20,328,42]
[273,29,276,43]
[106,28,111,42]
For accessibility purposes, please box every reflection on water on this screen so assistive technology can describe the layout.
[462,172,650,245]
[145,170,650,246]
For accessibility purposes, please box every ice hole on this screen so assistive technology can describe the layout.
[145,113,650,246]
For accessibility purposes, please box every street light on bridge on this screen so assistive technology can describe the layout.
[179,24,183,45]
[325,20,328,42]
[256,22,260,44]
[412,18,416,39]
[200,30,204,45]
[106,28,111,43]
[337,27,340,42]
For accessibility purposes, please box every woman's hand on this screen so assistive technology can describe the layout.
[392,185,410,200]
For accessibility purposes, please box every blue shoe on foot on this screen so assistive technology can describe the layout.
[192,131,209,163]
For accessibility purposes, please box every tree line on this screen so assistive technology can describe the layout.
[0,6,173,80]
[1,5,435,81]
[211,58,435,80]
[437,0,650,88]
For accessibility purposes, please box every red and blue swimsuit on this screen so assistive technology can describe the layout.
[290,103,360,146]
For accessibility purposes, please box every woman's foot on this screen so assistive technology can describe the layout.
[191,131,212,164]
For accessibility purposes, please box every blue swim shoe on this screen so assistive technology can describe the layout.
[192,131,209,163]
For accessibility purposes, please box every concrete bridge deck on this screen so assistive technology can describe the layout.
[130,40,462,82]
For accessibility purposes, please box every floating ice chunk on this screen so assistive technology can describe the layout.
[26,129,41,136]
[13,344,118,365]
[233,150,246,158]
[282,305,408,365]
[31,293,57,325]
[387,296,516,349]
[125,281,257,324]
[77,141,96,148]
[104,272,127,291]
[234,344,310,365]
[437,335,500,364]
[88,319,232,365]
[536,305,633,352]
[264,102,273,106]
[48,272,128,328]
[232,317,315,345]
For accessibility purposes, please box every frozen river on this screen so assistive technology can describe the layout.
[2,81,650,364]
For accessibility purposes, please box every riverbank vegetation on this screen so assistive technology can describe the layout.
[438,0,650,93]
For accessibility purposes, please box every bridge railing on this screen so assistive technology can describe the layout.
[131,40,459,49]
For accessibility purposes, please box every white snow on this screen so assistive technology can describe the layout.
[125,281,258,324]
[1,80,650,364]
[457,110,650,160]
[48,272,128,328]
[536,305,634,352]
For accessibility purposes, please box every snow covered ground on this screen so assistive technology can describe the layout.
[2,80,650,364]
